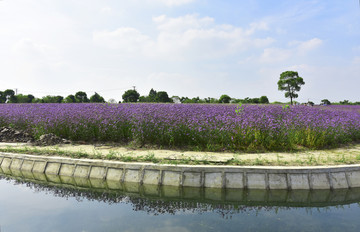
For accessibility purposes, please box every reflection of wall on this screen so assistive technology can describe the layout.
[1,152,360,190]
[2,171,360,213]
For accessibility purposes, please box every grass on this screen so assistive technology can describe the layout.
[1,144,360,166]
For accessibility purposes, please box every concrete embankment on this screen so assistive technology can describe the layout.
[2,152,360,190]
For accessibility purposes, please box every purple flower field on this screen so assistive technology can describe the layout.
[0,103,359,151]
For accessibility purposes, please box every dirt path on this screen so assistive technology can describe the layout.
[1,142,360,166]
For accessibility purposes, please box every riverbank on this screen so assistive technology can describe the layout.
[2,143,360,190]
[1,142,360,166]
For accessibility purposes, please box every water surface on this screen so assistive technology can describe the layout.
[0,174,360,232]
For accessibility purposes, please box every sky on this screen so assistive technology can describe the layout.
[0,0,359,103]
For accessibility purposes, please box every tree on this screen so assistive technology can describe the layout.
[171,96,181,104]
[64,95,76,103]
[219,94,231,103]
[13,94,34,103]
[156,91,171,103]
[2,89,16,103]
[340,100,350,105]
[75,91,89,103]
[122,89,140,103]
[108,98,117,104]
[149,88,157,102]
[321,99,331,105]
[259,96,269,104]
[41,95,63,103]
[278,71,305,105]
[90,92,105,103]
[138,96,149,102]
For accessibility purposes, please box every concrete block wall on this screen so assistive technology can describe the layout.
[1,152,360,190]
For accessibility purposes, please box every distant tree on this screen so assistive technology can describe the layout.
[259,96,269,104]
[156,91,171,103]
[75,91,89,103]
[108,98,117,104]
[138,96,149,102]
[171,96,181,104]
[3,89,16,103]
[41,95,63,103]
[219,94,231,103]
[191,97,201,103]
[321,99,331,105]
[27,94,35,103]
[64,95,76,103]
[0,91,4,103]
[203,97,218,103]
[340,100,350,105]
[251,98,260,104]
[278,71,305,105]
[90,92,105,103]
[180,97,189,103]
[13,94,34,103]
[122,89,140,103]
[149,88,157,102]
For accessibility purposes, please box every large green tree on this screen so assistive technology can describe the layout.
[75,91,89,103]
[64,94,76,103]
[122,89,140,103]
[277,71,305,105]
[219,94,231,103]
[0,89,16,103]
[90,92,105,103]
[156,91,172,103]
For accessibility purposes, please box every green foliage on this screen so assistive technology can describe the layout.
[321,99,331,105]
[235,103,243,114]
[138,89,172,103]
[11,94,35,103]
[340,100,350,105]
[64,95,76,103]
[219,94,231,103]
[156,91,172,103]
[0,89,16,103]
[259,96,269,104]
[40,95,64,103]
[122,89,140,103]
[75,91,89,103]
[149,88,157,102]
[203,97,219,103]
[278,71,305,105]
[90,92,105,103]
[282,104,290,110]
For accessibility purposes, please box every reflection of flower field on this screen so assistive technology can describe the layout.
[0,103,359,151]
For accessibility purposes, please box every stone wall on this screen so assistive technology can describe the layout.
[1,152,360,190]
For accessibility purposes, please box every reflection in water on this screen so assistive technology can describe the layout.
[1,169,360,218]
[1,169,360,232]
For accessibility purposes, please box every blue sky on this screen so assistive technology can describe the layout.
[0,0,359,103]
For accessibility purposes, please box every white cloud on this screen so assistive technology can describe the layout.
[93,14,274,61]
[153,14,274,59]
[153,14,214,32]
[292,38,323,55]
[260,47,292,63]
[93,28,154,53]
[352,56,360,65]
[100,6,112,14]
[13,38,55,56]
[259,38,322,63]
[150,0,195,7]
[246,21,270,35]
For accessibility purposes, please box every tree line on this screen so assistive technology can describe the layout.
[0,88,358,105]
[0,90,105,103]
[122,88,270,104]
